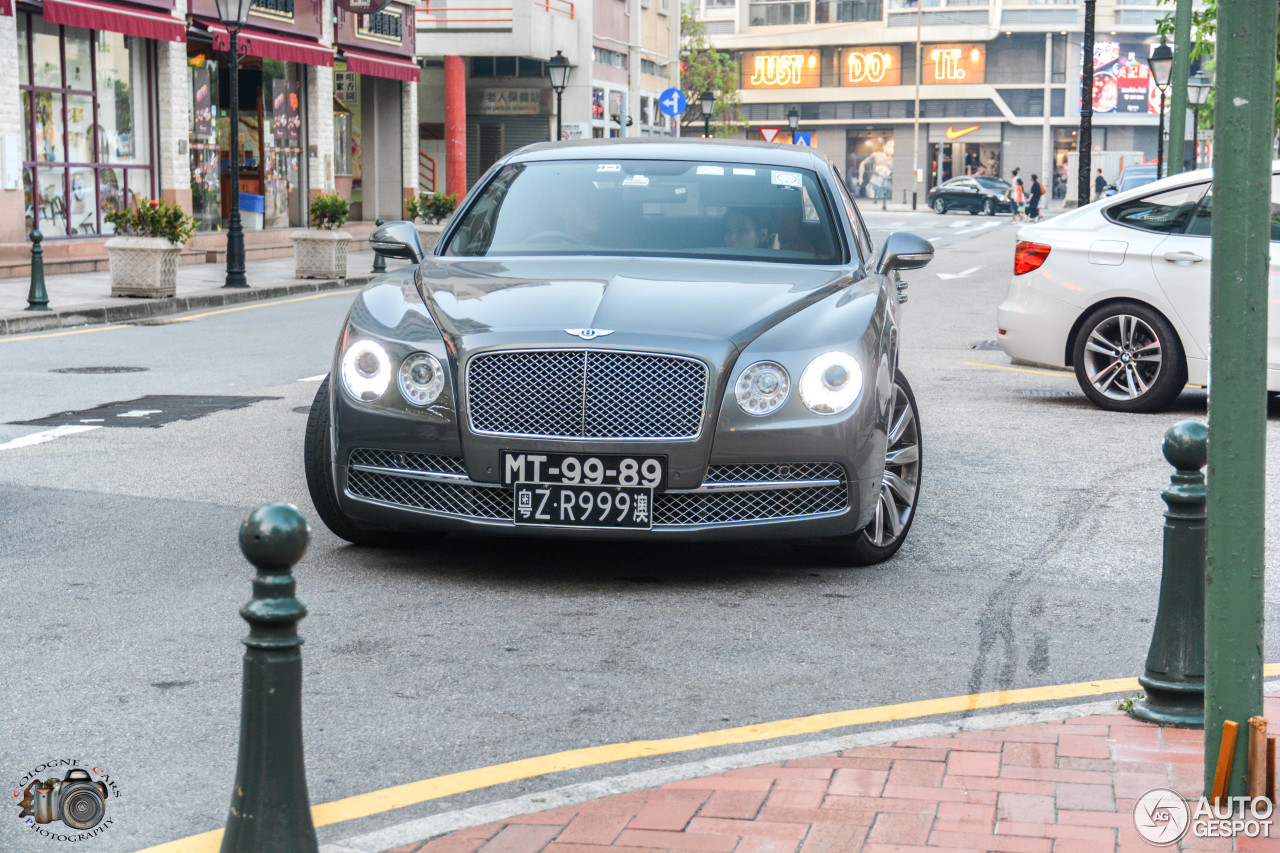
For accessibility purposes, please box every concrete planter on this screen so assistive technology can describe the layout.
[105,236,183,298]
[415,217,451,254]
[291,229,352,279]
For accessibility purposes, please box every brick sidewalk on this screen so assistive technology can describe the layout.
[392,698,1280,853]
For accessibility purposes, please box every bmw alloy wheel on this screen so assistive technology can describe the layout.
[867,378,920,549]
[1081,313,1163,402]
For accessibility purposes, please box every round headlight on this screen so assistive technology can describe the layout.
[340,339,392,402]
[799,352,863,415]
[735,361,790,416]
[398,352,446,406]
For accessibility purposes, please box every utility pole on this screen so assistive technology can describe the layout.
[1165,0,1193,176]
[1202,0,1277,801]
[1041,33,1053,192]
[1077,0,1095,206]
[910,1,922,210]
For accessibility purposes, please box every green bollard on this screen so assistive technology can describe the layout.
[26,230,50,312]
[221,503,318,853]
[372,217,386,274]
[1129,420,1206,728]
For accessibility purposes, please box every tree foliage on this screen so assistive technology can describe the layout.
[679,3,746,137]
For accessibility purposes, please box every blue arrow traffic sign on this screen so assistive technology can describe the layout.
[659,88,687,118]
[792,131,812,146]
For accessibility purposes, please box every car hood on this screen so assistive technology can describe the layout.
[413,256,857,357]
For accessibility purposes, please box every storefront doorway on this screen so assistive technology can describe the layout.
[928,140,1003,188]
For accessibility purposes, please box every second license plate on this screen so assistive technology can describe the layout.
[513,483,654,529]
[501,451,665,489]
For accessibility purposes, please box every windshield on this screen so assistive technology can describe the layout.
[443,159,843,264]
[974,177,1011,190]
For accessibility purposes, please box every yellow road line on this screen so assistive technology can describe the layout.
[961,360,1073,378]
[141,668,1280,853]
[2,288,359,343]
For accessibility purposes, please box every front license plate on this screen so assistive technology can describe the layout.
[513,483,654,529]
[501,451,666,490]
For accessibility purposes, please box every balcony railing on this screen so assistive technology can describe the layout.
[815,0,881,22]
[416,0,572,30]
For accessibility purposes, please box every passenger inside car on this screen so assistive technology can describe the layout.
[723,207,778,250]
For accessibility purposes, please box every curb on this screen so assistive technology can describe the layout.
[318,697,1125,853]
[0,274,374,337]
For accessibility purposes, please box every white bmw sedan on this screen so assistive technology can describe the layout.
[997,166,1280,412]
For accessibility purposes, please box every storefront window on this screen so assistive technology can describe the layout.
[1052,127,1077,199]
[260,59,304,228]
[20,15,154,237]
[846,130,894,200]
[334,66,360,209]
[189,50,222,231]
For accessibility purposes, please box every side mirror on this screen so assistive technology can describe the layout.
[370,220,425,264]
[876,231,934,275]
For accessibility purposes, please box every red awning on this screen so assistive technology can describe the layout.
[44,0,185,42]
[344,49,419,83]
[206,21,334,66]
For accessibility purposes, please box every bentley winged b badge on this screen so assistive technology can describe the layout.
[565,329,615,340]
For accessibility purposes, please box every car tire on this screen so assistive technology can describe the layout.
[982,199,995,216]
[932,198,947,215]
[304,376,430,546]
[969,206,980,216]
[1071,302,1187,413]
[825,370,921,567]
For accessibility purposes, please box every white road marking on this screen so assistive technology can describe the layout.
[0,425,101,450]
[117,409,163,418]
[299,374,329,382]
[954,222,1003,235]
[936,266,983,280]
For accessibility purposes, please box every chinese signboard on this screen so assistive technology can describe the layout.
[335,71,358,103]
[740,50,821,89]
[476,88,547,115]
[840,46,902,87]
[922,44,985,85]
[1089,42,1163,114]
[271,79,302,144]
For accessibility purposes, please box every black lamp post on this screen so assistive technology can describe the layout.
[547,51,572,142]
[787,107,800,139]
[700,90,715,138]
[1187,72,1211,170]
[1147,40,1174,180]
[215,0,252,288]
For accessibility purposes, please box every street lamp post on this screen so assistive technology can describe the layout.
[1188,72,1211,170]
[547,51,572,143]
[700,90,715,138]
[215,0,252,289]
[1078,0,1096,207]
[1147,40,1174,180]
[786,107,800,139]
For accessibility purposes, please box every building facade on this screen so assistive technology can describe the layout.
[0,0,417,275]
[414,0,681,197]
[696,0,1177,204]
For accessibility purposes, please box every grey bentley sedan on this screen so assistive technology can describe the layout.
[304,139,934,565]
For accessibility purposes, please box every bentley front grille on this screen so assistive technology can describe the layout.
[465,349,708,440]
[345,454,848,527]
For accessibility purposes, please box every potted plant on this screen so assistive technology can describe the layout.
[406,191,458,246]
[103,198,197,298]
[293,192,352,279]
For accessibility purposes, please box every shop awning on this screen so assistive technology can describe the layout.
[44,0,185,42]
[206,21,334,66]
[344,49,420,83]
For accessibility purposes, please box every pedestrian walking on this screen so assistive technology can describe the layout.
[1027,174,1044,222]
[1011,178,1026,222]
[1093,168,1107,201]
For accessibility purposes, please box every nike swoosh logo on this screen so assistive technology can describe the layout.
[945,125,980,140]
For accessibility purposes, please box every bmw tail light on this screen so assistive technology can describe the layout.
[1014,241,1051,276]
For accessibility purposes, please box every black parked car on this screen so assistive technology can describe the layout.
[926,176,1013,216]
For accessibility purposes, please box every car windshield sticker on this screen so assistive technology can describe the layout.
[733,168,756,176]
[696,165,725,175]
[597,164,622,172]
[771,171,801,187]
[622,174,650,187]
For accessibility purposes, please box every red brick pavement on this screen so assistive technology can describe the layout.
[392,698,1280,853]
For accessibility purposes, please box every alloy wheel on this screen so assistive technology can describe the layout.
[866,380,920,548]
[1081,313,1163,401]
[933,198,946,214]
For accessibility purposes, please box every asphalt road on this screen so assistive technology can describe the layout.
[3,210,1279,852]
